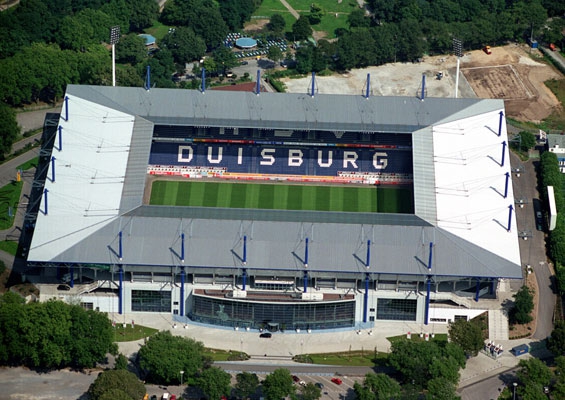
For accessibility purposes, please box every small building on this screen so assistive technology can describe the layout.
[547,134,565,172]
[511,343,529,356]
[138,34,156,46]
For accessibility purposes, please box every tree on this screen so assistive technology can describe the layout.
[292,16,313,41]
[447,318,484,356]
[309,3,324,25]
[388,339,465,388]
[425,378,460,400]
[510,285,534,324]
[235,372,259,399]
[300,382,322,400]
[518,131,536,152]
[354,373,401,400]
[0,103,20,158]
[137,331,209,385]
[268,14,286,37]
[348,9,371,28]
[198,367,231,400]
[550,323,565,356]
[126,0,159,32]
[517,358,552,388]
[160,27,207,65]
[268,46,283,64]
[88,369,146,400]
[116,34,147,65]
[262,368,295,400]
[114,353,128,370]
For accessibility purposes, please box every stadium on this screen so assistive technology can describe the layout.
[26,82,522,332]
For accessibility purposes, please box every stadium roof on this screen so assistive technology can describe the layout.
[27,85,522,280]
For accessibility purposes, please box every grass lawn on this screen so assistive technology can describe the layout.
[544,79,565,131]
[150,181,413,213]
[0,240,18,256]
[0,181,22,230]
[17,156,38,171]
[145,20,172,41]
[306,350,388,367]
[113,324,159,342]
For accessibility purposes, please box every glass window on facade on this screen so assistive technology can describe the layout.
[376,298,417,321]
[190,295,355,330]
[132,290,171,312]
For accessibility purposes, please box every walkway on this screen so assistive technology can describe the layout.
[279,0,299,20]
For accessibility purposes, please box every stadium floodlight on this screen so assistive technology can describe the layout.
[110,26,121,87]
[453,38,463,98]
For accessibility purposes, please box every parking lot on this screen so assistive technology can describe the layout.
[226,371,358,400]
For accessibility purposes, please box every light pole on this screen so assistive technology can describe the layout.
[109,26,120,87]
[513,382,517,400]
[180,370,184,386]
[453,38,463,99]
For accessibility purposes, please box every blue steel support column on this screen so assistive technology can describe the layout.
[504,172,510,198]
[256,70,261,94]
[507,204,514,232]
[366,240,371,268]
[242,268,247,291]
[365,74,370,98]
[363,273,370,323]
[118,266,124,314]
[311,72,316,97]
[44,189,49,215]
[58,126,63,151]
[243,235,247,264]
[180,267,185,317]
[475,278,481,302]
[201,68,206,93]
[51,157,56,182]
[425,276,431,325]
[303,270,308,293]
[118,231,123,260]
[501,141,507,167]
[145,65,151,90]
[64,96,69,121]
[304,237,309,267]
[498,111,504,136]
[69,265,74,288]
[489,279,496,295]
[421,74,426,100]
[181,233,185,262]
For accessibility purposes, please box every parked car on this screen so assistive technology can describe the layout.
[57,284,71,291]
[299,380,306,386]
[536,211,543,231]
[315,383,324,389]
[331,378,342,385]
[240,61,248,65]
[292,375,300,382]
[259,332,272,338]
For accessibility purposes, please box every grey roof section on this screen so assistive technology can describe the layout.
[126,206,428,226]
[52,217,520,279]
[66,85,483,133]
[120,117,153,213]
[412,126,437,225]
[547,134,565,150]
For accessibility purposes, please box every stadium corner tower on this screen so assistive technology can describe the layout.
[27,84,521,331]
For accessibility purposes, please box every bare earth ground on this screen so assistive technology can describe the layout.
[281,44,563,122]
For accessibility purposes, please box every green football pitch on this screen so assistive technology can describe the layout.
[150,180,413,213]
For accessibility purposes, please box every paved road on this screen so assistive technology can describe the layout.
[541,46,565,72]
[509,149,556,340]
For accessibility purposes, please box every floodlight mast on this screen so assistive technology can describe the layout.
[453,38,463,98]
[110,26,121,87]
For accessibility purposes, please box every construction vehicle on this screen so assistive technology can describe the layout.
[483,46,491,55]
[549,43,556,51]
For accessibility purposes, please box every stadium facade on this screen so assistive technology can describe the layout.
[27,84,522,331]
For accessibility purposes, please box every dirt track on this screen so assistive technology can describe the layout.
[281,44,562,122]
